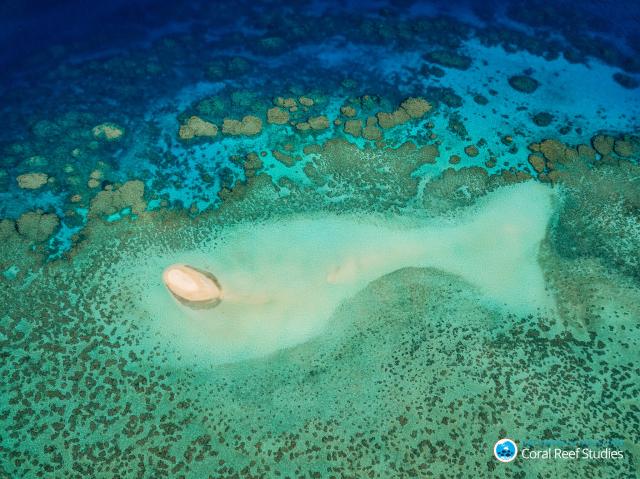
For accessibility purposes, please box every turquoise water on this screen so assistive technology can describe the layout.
[1,1,639,477]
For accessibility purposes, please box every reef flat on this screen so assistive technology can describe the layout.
[1,1,639,478]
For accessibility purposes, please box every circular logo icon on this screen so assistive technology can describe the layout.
[494,438,518,463]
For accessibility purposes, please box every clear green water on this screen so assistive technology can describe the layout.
[2,156,640,477]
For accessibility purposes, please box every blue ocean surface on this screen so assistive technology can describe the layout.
[0,1,638,478]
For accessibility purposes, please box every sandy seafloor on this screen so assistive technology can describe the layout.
[0,0,639,477]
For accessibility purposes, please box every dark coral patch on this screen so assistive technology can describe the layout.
[508,75,540,93]
[532,112,554,127]
[612,72,639,89]
[473,93,488,105]
[423,49,472,70]
[426,86,463,108]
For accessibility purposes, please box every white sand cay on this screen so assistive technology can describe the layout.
[142,181,556,365]
[162,264,222,308]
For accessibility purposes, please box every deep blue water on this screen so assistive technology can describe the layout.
[2,0,640,75]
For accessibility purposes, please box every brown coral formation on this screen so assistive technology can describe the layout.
[423,167,489,213]
[526,134,640,185]
[91,123,124,141]
[303,138,438,207]
[222,115,263,136]
[362,117,382,140]
[464,145,479,157]
[308,116,330,131]
[87,170,103,189]
[89,180,146,217]
[266,107,290,125]
[235,152,263,178]
[524,138,588,182]
[393,141,439,164]
[17,172,48,190]
[274,97,297,109]
[591,134,614,156]
[399,97,432,118]
[340,105,357,117]
[298,96,314,107]
[272,150,300,167]
[538,139,578,165]
[16,211,60,242]
[376,97,431,129]
[423,166,532,214]
[376,109,410,129]
[343,119,362,137]
[577,144,596,161]
[178,116,218,140]
[546,139,640,280]
[528,154,546,173]
[588,133,639,160]
[613,137,637,157]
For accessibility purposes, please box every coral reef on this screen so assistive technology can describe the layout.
[307,115,329,130]
[16,172,48,189]
[266,107,290,125]
[272,150,300,167]
[178,116,218,140]
[592,134,614,155]
[222,115,263,136]
[91,122,125,141]
[298,96,314,107]
[376,97,431,129]
[376,109,410,129]
[16,210,60,242]
[89,180,146,217]
[304,138,439,208]
[423,49,472,69]
[464,145,479,157]
[1,3,640,478]
[532,111,554,126]
[340,105,357,117]
[399,97,432,118]
[343,119,362,137]
[508,74,540,93]
[612,72,639,89]
[362,117,382,140]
